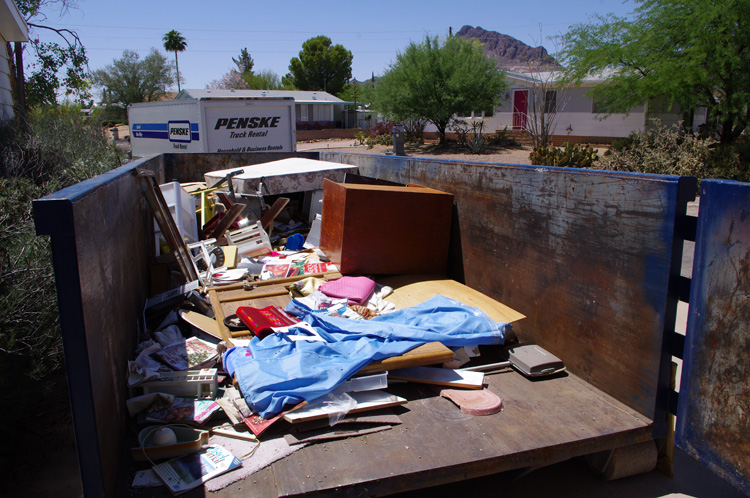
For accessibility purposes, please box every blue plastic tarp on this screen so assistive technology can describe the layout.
[224,295,510,418]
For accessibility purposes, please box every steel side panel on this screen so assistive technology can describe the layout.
[676,179,750,495]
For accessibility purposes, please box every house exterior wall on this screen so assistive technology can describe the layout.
[422,79,692,143]
[1,35,14,120]
[1,0,29,121]
[295,102,337,129]
[486,84,650,138]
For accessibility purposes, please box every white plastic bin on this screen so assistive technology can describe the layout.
[155,182,199,255]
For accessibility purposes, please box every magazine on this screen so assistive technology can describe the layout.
[155,337,219,371]
[303,262,330,274]
[146,397,221,425]
[152,445,242,495]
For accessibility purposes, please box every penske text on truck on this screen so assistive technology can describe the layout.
[128,97,296,157]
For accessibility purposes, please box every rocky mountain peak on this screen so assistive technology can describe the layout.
[455,25,560,71]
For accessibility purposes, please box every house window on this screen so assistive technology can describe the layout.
[544,90,557,114]
[456,109,492,119]
[297,104,308,121]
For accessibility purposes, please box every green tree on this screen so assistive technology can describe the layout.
[12,0,90,107]
[372,35,507,145]
[245,69,285,90]
[284,35,353,95]
[92,49,174,107]
[162,29,187,92]
[558,0,750,144]
[233,47,254,76]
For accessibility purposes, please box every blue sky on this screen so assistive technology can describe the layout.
[29,0,637,93]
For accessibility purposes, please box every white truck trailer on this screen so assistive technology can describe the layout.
[128,97,296,157]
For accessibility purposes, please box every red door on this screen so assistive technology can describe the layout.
[512,90,528,130]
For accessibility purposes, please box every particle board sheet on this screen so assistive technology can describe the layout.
[379,274,526,324]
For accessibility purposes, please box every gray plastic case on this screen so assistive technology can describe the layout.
[507,344,566,377]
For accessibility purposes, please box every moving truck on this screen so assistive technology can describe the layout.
[128,97,296,157]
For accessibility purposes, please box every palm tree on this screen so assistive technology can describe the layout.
[163,30,187,93]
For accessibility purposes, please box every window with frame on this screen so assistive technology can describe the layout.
[544,90,557,114]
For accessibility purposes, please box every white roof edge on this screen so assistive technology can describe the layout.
[505,70,607,86]
[1,0,29,41]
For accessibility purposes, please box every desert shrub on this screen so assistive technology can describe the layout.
[466,121,487,155]
[530,142,599,168]
[595,120,714,178]
[370,121,394,137]
[354,131,367,145]
[0,105,123,379]
[402,119,425,143]
[368,121,394,146]
[704,138,750,184]
[486,127,520,147]
[450,119,488,154]
[449,119,470,145]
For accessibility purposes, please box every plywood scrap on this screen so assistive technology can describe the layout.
[388,366,485,389]
[440,388,503,416]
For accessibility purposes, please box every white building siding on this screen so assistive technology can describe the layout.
[1,34,14,120]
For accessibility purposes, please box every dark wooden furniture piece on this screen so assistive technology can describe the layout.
[320,179,454,275]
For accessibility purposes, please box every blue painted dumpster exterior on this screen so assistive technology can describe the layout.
[676,179,750,495]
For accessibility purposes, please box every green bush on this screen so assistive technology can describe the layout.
[595,120,712,177]
[486,127,520,147]
[530,142,599,168]
[593,120,750,185]
[402,119,425,143]
[0,105,123,379]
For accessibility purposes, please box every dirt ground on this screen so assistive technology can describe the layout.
[295,138,537,165]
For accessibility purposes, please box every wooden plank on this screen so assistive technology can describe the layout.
[260,196,290,231]
[207,202,245,239]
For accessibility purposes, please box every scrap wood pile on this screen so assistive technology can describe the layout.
[127,173,531,495]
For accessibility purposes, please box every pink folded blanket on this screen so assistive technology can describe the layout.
[319,276,376,305]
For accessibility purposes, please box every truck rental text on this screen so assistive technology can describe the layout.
[214,116,281,130]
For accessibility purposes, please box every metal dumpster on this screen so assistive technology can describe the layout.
[33,153,749,497]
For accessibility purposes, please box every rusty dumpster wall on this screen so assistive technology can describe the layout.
[320,152,694,423]
[33,155,166,497]
[677,179,750,495]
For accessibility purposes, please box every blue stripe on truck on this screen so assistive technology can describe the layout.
[131,123,200,141]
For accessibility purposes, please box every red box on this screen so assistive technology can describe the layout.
[320,179,454,275]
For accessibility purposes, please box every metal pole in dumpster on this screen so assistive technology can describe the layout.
[392,124,405,156]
